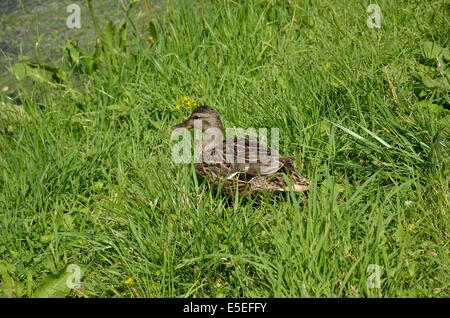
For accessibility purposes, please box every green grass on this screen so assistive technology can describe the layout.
[0,0,449,297]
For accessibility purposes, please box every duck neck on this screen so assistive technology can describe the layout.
[201,127,223,148]
[194,127,222,160]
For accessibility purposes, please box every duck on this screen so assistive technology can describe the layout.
[172,105,310,196]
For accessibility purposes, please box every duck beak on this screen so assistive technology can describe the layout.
[172,119,193,131]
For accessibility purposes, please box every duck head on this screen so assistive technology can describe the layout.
[172,105,223,133]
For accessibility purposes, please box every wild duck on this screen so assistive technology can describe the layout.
[172,105,310,196]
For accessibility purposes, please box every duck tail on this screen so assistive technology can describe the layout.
[280,157,310,185]
[280,156,296,163]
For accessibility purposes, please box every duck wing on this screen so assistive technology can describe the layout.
[222,136,284,177]
[198,136,307,181]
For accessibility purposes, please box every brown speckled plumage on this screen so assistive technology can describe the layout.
[172,105,310,196]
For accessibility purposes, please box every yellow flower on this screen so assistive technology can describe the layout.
[175,105,181,110]
[125,277,134,285]
[178,97,197,109]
